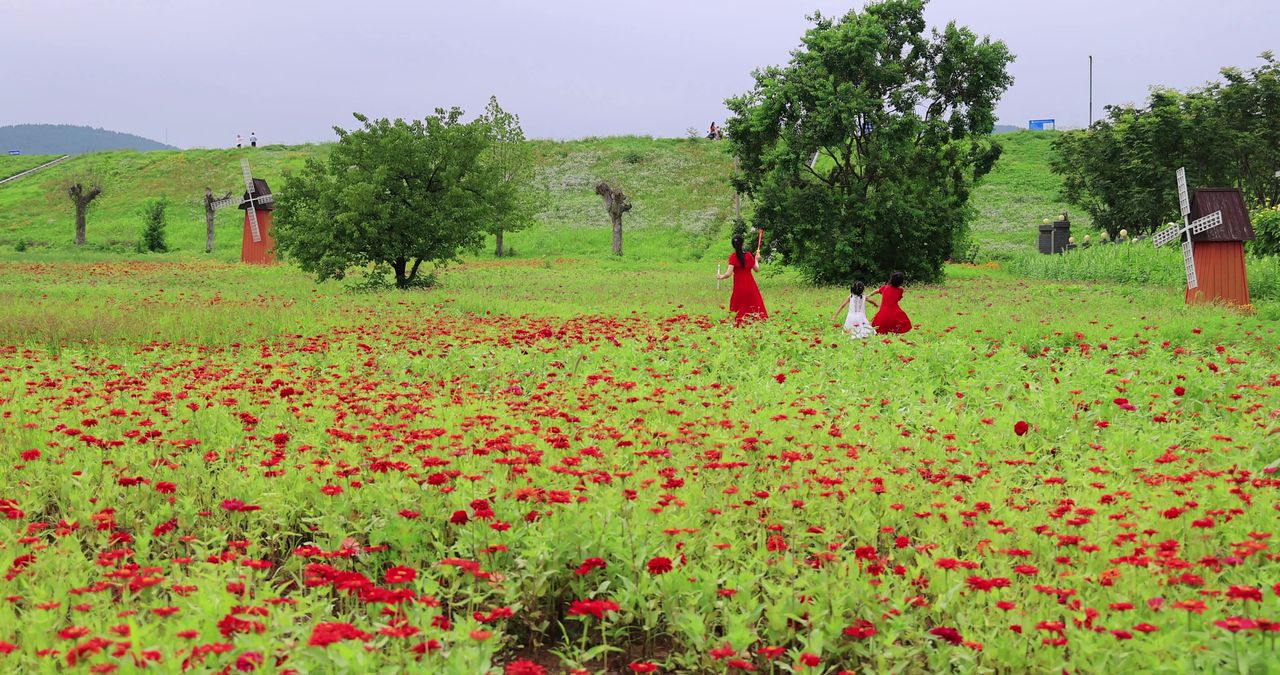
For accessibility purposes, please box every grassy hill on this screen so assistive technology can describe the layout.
[0,154,63,181]
[0,133,1077,262]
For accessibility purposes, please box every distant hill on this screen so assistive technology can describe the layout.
[0,124,176,155]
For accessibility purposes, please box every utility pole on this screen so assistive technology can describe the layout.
[1088,55,1094,127]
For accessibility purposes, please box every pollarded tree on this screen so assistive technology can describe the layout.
[273,110,498,288]
[725,0,1013,284]
[480,96,540,257]
[67,178,103,246]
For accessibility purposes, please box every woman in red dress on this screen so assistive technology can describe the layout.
[868,271,912,334]
[716,234,767,326]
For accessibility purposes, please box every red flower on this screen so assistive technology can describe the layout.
[1173,386,1186,396]
[574,557,607,575]
[929,626,963,645]
[647,556,673,575]
[629,663,659,673]
[799,652,820,667]
[843,619,877,640]
[1013,420,1029,437]
[384,566,416,585]
[505,660,547,675]
[567,599,619,620]
[449,510,469,525]
[308,622,370,647]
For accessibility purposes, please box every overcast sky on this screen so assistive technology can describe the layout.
[3,0,1277,148]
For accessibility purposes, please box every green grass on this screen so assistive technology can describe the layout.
[0,154,63,181]
[969,131,1092,259]
[1004,242,1280,306]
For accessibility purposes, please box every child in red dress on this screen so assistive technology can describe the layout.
[716,234,767,326]
[868,271,912,334]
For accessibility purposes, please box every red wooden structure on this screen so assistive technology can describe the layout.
[1185,188,1254,306]
[238,176,277,265]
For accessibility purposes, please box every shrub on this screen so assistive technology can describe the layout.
[14,239,27,252]
[140,198,169,253]
[1250,207,1280,258]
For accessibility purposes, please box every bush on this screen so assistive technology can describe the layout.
[1251,207,1280,258]
[14,239,27,252]
[139,198,168,253]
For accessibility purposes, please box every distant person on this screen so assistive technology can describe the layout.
[715,234,767,326]
[249,132,258,148]
[236,134,243,148]
[708,122,722,140]
[831,281,876,339]
[868,271,912,334]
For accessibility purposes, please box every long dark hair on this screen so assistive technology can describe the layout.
[889,271,905,287]
[850,281,864,297]
[731,235,745,268]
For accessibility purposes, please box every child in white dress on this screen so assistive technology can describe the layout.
[831,281,876,339]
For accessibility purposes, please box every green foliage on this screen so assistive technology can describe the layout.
[13,239,27,252]
[1052,53,1280,237]
[726,0,1014,285]
[139,198,169,253]
[273,110,499,288]
[480,97,540,257]
[1250,206,1280,258]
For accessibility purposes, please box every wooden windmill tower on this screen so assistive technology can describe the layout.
[209,159,277,264]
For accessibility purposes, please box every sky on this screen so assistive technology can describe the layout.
[2,0,1277,148]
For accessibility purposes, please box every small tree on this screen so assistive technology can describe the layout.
[480,96,539,257]
[595,181,631,256]
[67,179,103,246]
[725,0,1013,284]
[140,198,169,252]
[273,110,498,288]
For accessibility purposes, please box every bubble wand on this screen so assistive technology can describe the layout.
[756,229,764,260]
[716,263,722,290]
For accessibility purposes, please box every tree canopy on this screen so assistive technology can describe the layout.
[480,97,540,257]
[1052,54,1280,237]
[725,0,1013,285]
[273,109,500,288]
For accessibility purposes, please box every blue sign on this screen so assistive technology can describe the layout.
[1028,119,1056,131]
[6,150,20,156]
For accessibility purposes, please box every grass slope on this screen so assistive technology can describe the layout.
[0,154,63,181]
[970,130,1092,258]
[0,133,1077,262]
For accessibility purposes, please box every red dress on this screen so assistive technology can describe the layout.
[728,252,767,325]
[871,285,912,334]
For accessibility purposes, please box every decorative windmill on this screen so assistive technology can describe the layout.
[209,159,276,264]
[1153,168,1255,305]
[1153,168,1222,292]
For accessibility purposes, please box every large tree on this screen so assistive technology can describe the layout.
[726,0,1013,284]
[480,96,539,257]
[273,110,498,288]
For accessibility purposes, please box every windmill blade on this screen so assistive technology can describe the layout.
[1189,210,1222,236]
[1181,240,1197,289]
[245,202,261,243]
[209,196,236,210]
[255,193,274,206]
[241,159,256,195]
[1152,223,1181,248]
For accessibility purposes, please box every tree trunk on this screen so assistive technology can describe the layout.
[495,229,504,257]
[595,182,632,257]
[75,204,87,246]
[392,257,407,288]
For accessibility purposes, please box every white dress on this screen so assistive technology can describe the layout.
[843,294,874,339]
